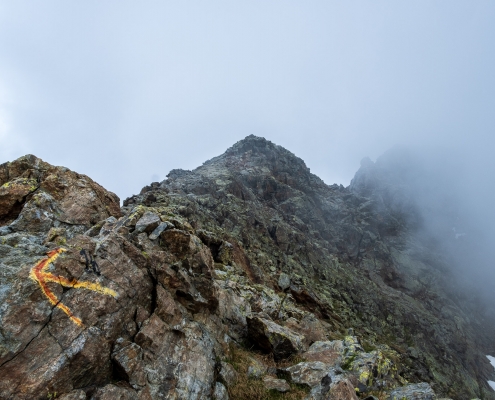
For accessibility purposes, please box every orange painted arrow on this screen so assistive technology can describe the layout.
[30,248,117,326]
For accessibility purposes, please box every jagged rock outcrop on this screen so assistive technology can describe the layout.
[0,137,494,400]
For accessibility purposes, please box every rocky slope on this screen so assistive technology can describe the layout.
[0,137,494,400]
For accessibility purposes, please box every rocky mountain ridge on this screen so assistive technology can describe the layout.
[0,136,493,400]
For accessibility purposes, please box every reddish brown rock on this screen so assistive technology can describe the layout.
[0,154,121,231]
[0,220,152,399]
[0,177,38,225]
[303,340,344,366]
[325,379,359,400]
[160,229,192,258]
[284,314,328,348]
[112,343,147,389]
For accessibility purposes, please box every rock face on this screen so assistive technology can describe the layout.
[0,138,494,400]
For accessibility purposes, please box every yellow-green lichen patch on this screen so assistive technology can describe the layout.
[0,177,38,192]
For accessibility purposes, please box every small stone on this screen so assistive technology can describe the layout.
[303,340,343,365]
[149,221,171,240]
[213,382,229,400]
[348,349,395,388]
[84,219,106,237]
[44,227,67,244]
[219,361,237,387]
[278,273,291,291]
[408,347,420,359]
[247,357,267,379]
[263,376,290,393]
[134,211,161,234]
[388,383,437,400]
[280,361,329,388]
[325,379,359,400]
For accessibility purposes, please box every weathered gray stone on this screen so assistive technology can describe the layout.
[149,221,171,240]
[247,316,305,360]
[280,361,329,388]
[388,383,437,400]
[135,211,161,234]
[278,272,291,291]
[284,314,328,348]
[347,348,396,390]
[408,347,420,359]
[247,357,267,379]
[216,283,251,340]
[135,315,217,399]
[263,376,290,393]
[219,361,238,387]
[213,382,229,400]
[0,226,12,236]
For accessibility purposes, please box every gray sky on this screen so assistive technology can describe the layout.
[0,1,494,200]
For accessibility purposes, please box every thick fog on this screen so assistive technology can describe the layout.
[416,145,495,304]
[351,143,495,307]
[0,3,494,302]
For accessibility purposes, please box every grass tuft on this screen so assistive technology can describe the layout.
[226,344,309,400]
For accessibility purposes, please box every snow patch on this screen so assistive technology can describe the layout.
[486,355,495,390]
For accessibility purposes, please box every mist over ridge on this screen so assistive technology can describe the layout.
[151,135,495,308]
[349,143,495,307]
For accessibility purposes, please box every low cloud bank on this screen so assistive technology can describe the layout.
[351,144,495,309]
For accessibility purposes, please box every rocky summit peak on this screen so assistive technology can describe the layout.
[0,141,494,400]
[203,135,311,178]
[227,134,274,150]
[224,135,284,157]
